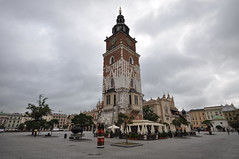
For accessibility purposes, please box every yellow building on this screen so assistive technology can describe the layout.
[188,109,206,130]
[143,94,179,126]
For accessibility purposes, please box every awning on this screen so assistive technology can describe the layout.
[107,125,120,129]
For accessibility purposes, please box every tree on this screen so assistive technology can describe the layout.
[18,123,25,131]
[71,113,93,130]
[26,95,51,121]
[25,95,52,135]
[172,117,188,128]
[46,119,59,135]
[228,120,239,129]
[143,106,159,122]
[117,113,133,144]
[202,120,213,135]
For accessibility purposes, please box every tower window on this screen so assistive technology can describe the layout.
[111,78,115,88]
[134,95,138,105]
[109,56,115,64]
[106,95,111,105]
[165,107,169,114]
[114,95,116,105]
[129,57,134,64]
[129,95,132,105]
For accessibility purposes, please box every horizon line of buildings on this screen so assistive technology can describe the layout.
[1,95,238,132]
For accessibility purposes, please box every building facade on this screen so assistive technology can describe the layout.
[0,112,22,131]
[222,104,238,121]
[143,94,179,125]
[100,9,143,127]
[51,113,68,129]
[188,109,207,129]
[204,106,224,120]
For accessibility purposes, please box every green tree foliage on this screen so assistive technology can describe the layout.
[63,124,68,129]
[172,117,188,128]
[26,95,51,121]
[46,119,59,135]
[116,113,134,144]
[71,113,93,128]
[228,120,239,129]
[18,123,25,131]
[117,113,129,126]
[143,106,159,122]
[25,95,52,134]
[25,120,46,131]
[202,120,213,135]
[202,120,213,127]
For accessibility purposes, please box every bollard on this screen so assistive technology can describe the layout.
[64,133,67,139]
[97,123,104,148]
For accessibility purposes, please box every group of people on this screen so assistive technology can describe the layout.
[197,127,239,135]
[226,128,239,135]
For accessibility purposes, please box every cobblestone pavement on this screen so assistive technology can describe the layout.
[0,131,239,159]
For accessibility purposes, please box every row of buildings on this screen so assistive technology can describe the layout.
[89,98,238,132]
[189,104,239,131]
[1,101,238,132]
[0,112,71,131]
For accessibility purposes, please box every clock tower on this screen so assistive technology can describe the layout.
[101,8,143,126]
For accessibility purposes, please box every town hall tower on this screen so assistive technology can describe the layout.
[101,8,143,126]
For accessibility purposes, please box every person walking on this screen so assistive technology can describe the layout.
[197,128,200,134]
[237,128,239,135]
[227,128,230,135]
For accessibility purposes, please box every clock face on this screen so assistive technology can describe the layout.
[126,38,132,46]
[111,37,117,45]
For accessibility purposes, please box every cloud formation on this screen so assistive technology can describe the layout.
[0,0,238,114]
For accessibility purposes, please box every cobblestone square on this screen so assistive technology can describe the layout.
[1,131,238,159]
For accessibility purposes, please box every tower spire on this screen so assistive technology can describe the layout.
[112,8,130,35]
[119,7,122,15]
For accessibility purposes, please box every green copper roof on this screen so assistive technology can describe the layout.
[212,115,224,120]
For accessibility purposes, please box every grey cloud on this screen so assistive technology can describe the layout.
[0,0,238,114]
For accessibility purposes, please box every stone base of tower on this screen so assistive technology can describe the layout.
[99,109,143,128]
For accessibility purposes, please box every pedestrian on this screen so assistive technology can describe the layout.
[34,129,37,137]
[227,128,230,135]
[197,128,200,134]
[237,128,239,135]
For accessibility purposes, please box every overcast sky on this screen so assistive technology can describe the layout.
[0,0,238,114]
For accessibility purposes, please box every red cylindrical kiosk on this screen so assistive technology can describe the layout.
[97,123,104,148]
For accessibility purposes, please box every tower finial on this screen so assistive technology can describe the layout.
[119,7,122,15]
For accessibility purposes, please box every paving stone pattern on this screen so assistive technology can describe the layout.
[0,131,239,159]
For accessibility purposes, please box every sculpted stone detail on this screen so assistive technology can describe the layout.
[100,10,143,126]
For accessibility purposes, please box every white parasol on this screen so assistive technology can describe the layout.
[137,125,141,134]
[151,125,155,134]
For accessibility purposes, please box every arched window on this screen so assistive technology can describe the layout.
[111,78,115,88]
[129,56,134,64]
[109,56,115,65]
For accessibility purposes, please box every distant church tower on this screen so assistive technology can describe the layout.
[101,8,143,126]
